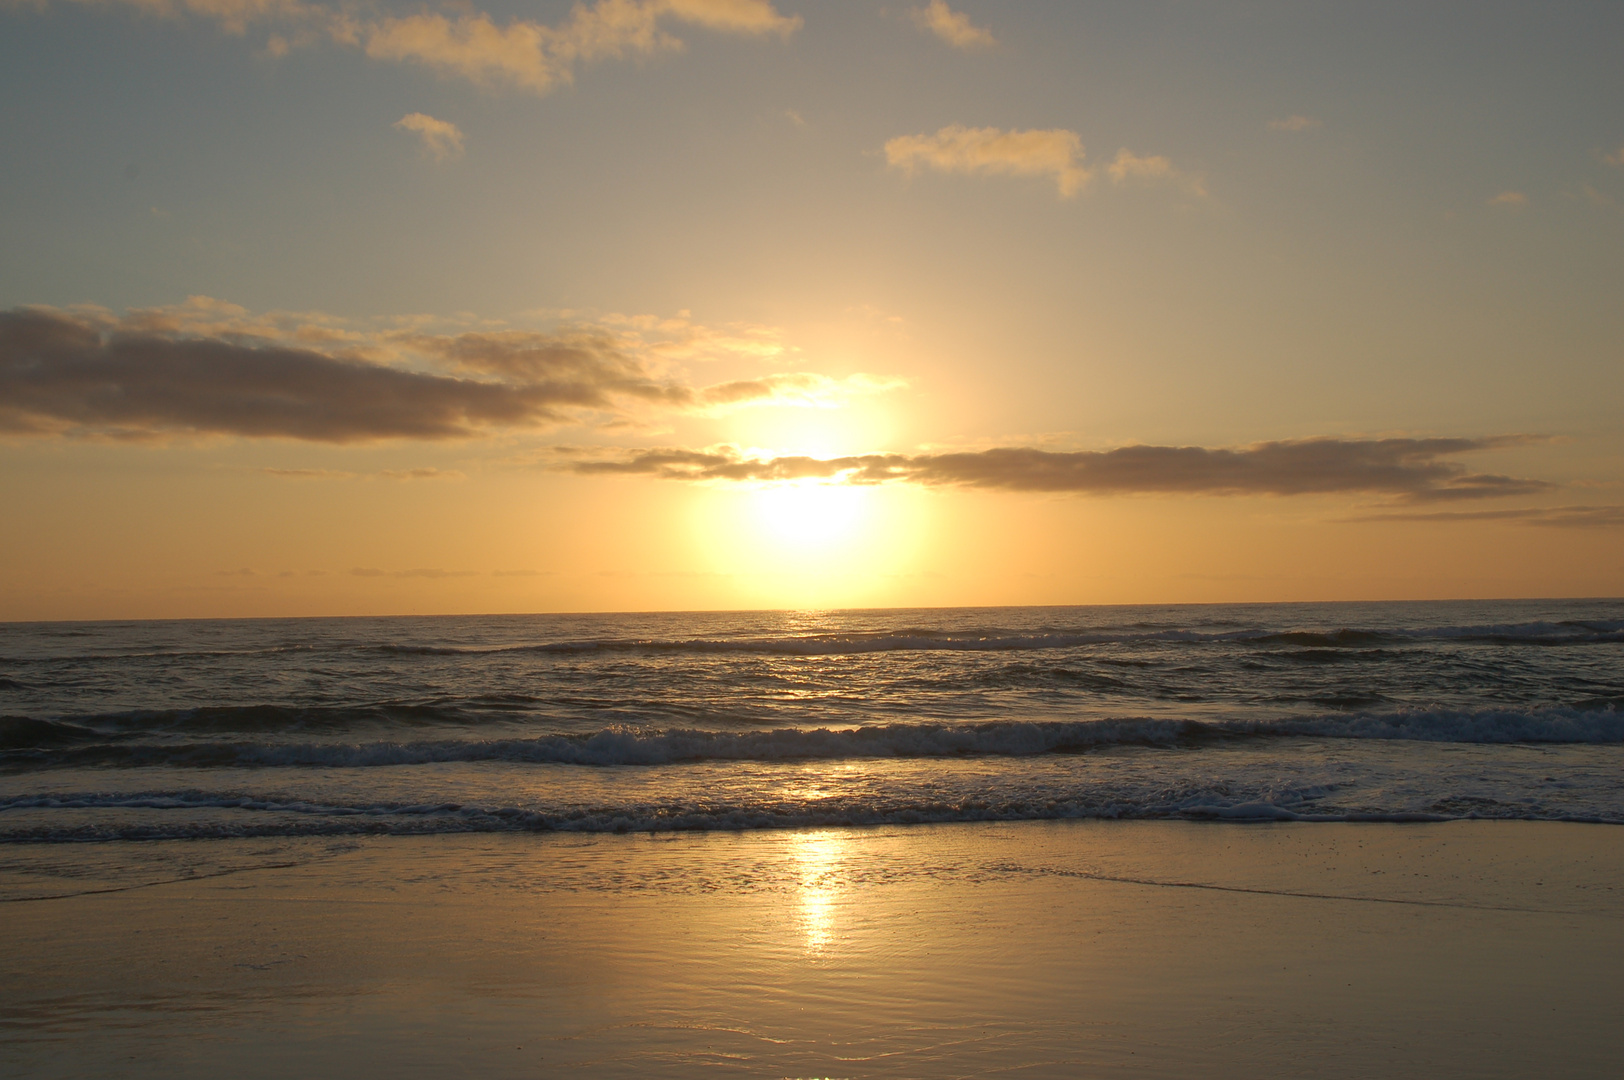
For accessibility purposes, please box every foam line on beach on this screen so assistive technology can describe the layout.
[2,783,1619,842]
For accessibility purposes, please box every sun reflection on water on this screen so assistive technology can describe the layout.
[789,830,849,954]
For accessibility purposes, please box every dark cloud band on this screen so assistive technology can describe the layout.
[0,308,846,441]
[0,310,567,441]
[569,439,1549,502]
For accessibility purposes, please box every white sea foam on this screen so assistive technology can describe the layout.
[1,782,1610,842]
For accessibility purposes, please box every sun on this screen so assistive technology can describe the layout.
[684,470,933,607]
[748,480,871,556]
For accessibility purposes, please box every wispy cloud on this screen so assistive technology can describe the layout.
[378,466,463,480]
[46,0,800,94]
[260,467,359,479]
[885,127,1197,199]
[1268,114,1321,132]
[393,112,463,161]
[263,466,466,479]
[910,1,993,50]
[563,437,1551,502]
[1106,149,1205,197]
[1582,184,1619,209]
[349,567,479,579]
[1488,190,1528,207]
[1347,505,1624,529]
[885,125,1093,197]
[0,301,894,442]
[1605,145,1624,168]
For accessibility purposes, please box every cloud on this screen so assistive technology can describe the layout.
[885,125,1092,197]
[1347,505,1624,529]
[259,465,462,479]
[1268,115,1321,132]
[564,437,1552,502]
[377,466,463,480]
[260,467,358,479]
[1582,184,1618,209]
[89,0,323,37]
[0,309,570,441]
[0,302,891,442]
[47,0,799,94]
[1488,190,1527,207]
[1605,146,1624,168]
[910,1,993,49]
[692,372,905,412]
[393,112,463,161]
[1106,149,1205,197]
[361,1,802,94]
[350,567,479,578]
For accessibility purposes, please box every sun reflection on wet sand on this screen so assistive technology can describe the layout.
[788,830,849,954]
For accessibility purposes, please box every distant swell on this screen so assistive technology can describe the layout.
[358,620,1624,655]
[6,618,1620,667]
[3,707,1620,770]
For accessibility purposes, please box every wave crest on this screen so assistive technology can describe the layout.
[3,707,1620,769]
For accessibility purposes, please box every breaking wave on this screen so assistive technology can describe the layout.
[3,707,1620,770]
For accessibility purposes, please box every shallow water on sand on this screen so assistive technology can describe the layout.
[3,821,1621,1079]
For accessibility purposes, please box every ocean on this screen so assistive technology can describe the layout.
[2,598,1622,843]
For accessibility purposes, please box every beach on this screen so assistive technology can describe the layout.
[8,0,1624,1072]
[5,819,1621,1078]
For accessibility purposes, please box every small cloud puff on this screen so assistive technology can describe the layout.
[1488,191,1527,207]
[885,125,1092,197]
[1107,149,1205,197]
[1268,115,1321,132]
[885,128,1199,200]
[394,113,464,161]
[910,1,994,50]
[1604,145,1624,168]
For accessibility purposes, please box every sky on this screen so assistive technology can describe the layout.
[1,0,1622,619]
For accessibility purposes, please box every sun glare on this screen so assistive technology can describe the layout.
[749,481,870,554]
[789,830,849,954]
[684,469,933,608]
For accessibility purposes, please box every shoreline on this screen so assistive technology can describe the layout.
[4,818,1621,1077]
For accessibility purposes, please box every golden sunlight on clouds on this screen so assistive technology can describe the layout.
[1106,149,1206,197]
[885,127,1199,199]
[1488,190,1528,207]
[393,112,464,161]
[885,125,1093,197]
[910,1,994,51]
[53,0,800,94]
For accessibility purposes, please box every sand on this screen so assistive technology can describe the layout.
[3,820,1622,1078]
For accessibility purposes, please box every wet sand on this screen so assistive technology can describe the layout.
[3,820,1622,1078]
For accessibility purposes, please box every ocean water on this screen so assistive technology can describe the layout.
[1,599,1622,842]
